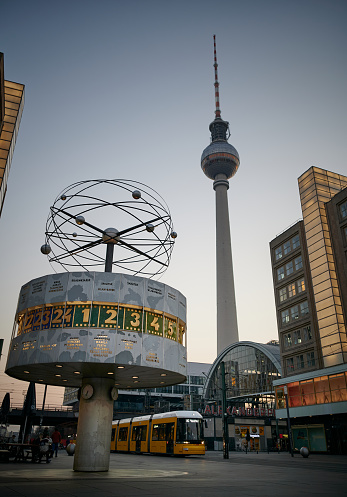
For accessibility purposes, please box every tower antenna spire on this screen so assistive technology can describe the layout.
[213,34,221,119]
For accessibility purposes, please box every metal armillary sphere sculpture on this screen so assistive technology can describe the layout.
[41,179,177,277]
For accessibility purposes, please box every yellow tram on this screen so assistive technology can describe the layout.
[110,410,205,456]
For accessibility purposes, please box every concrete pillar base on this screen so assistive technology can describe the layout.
[73,377,115,472]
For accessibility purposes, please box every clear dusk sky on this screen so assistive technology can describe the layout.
[1,0,346,406]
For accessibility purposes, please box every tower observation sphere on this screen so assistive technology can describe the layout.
[201,138,240,180]
[202,35,240,355]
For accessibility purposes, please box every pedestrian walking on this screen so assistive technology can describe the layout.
[51,427,61,457]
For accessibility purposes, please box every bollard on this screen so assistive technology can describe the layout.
[300,446,309,458]
[66,443,76,456]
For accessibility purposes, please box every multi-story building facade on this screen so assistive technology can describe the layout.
[270,220,322,377]
[271,166,347,454]
[0,52,25,216]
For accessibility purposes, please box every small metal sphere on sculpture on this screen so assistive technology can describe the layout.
[75,215,85,226]
[146,223,155,233]
[40,244,51,255]
[132,190,141,200]
[201,141,240,180]
[41,179,177,277]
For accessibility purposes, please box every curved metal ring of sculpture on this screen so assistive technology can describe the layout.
[42,179,176,278]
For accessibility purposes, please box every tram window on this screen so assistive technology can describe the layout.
[159,423,166,441]
[118,427,128,441]
[152,424,159,441]
[111,428,116,441]
[140,425,147,440]
[166,423,175,441]
[176,418,203,442]
[131,426,138,441]
[132,425,147,441]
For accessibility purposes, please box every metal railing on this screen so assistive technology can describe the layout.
[9,403,74,412]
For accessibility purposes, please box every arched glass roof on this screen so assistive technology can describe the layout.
[203,341,282,402]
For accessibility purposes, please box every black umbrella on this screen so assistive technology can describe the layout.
[20,382,36,442]
[0,392,10,423]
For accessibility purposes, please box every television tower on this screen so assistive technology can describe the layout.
[201,35,240,355]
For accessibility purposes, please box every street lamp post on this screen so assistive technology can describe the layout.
[221,361,229,459]
[284,386,294,457]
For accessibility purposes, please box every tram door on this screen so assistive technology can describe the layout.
[135,426,141,453]
[136,433,141,453]
[166,423,175,454]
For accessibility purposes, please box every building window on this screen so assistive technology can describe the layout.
[306,351,315,367]
[296,355,304,369]
[297,278,305,293]
[314,376,331,404]
[340,200,347,219]
[288,283,296,298]
[288,381,301,406]
[277,258,303,282]
[279,287,287,302]
[275,246,283,261]
[300,301,309,316]
[281,309,290,325]
[300,380,315,405]
[275,388,286,409]
[303,325,312,341]
[189,375,205,386]
[344,226,347,244]
[277,371,347,410]
[329,373,347,402]
[173,385,189,394]
[277,267,285,281]
[293,330,302,345]
[286,357,294,373]
[286,261,294,276]
[284,333,292,348]
[292,235,300,250]
[283,241,291,255]
[291,305,299,321]
[295,256,303,271]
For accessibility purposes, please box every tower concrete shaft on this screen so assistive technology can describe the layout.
[201,35,240,354]
[214,175,239,354]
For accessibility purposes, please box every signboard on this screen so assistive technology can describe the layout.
[203,405,275,417]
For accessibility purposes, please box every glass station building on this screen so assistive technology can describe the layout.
[202,341,285,452]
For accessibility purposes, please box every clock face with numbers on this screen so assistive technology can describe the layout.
[42,179,177,278]
[81,384,94,400]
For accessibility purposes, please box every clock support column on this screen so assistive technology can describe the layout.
[74,377,116,472]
